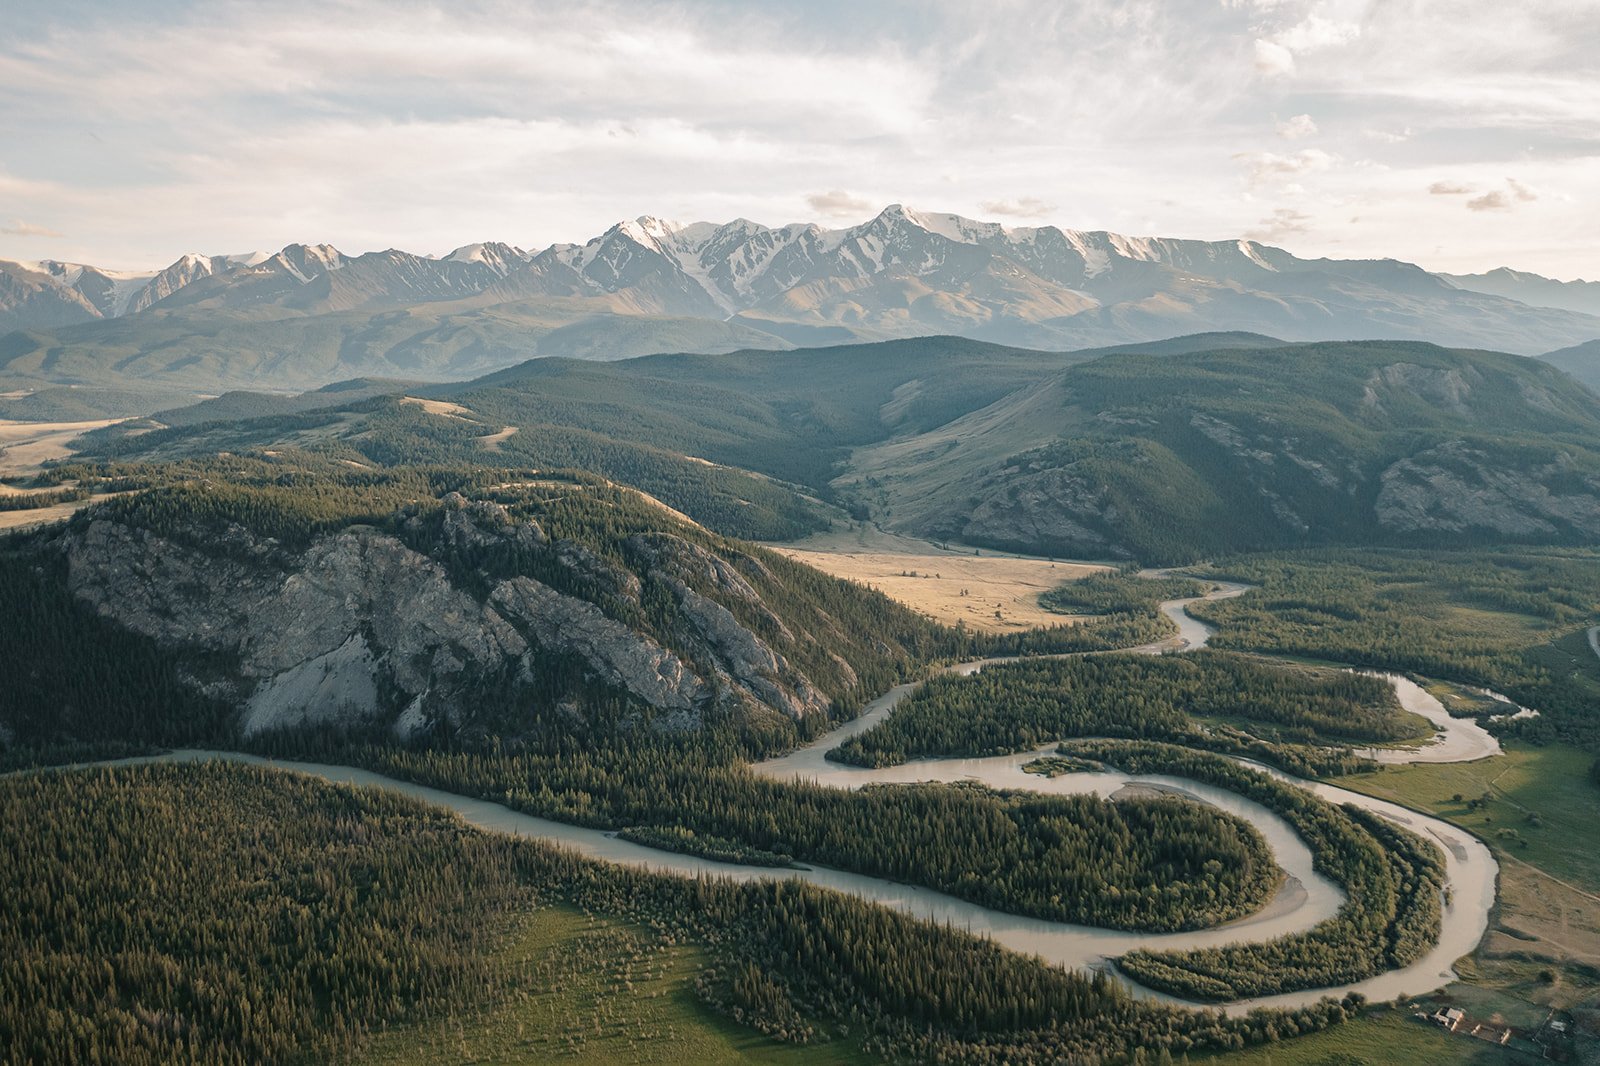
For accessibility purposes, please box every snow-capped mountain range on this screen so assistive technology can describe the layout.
[2,205,1597,390]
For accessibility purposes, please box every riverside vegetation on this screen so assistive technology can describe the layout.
[1,446,1566,1061]
[1188,547,1600,759]
[1056,742,1444,1002]
[831,652,1422,778]
[1,761,1370,1066]
[0,459,1283,934]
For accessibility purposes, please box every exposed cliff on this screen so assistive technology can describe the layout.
[45,485,896,745]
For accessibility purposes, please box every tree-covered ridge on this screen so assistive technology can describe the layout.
[832,652,1421,778]
[1188,548,1600,757]
[64,337,1600,560]
[848,340,1600,561]
[0,761,1365,1065]
[15,456,1185,752]
[1061,741,1444,1003]
[75,400,834,542]
[305,740,1279,934]
[46,459,958,725]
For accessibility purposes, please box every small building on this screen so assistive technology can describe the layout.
[1432,1007,1466,1031]
[1468,1022,1512,1045]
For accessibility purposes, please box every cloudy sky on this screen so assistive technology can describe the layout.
[1,0,1595,277]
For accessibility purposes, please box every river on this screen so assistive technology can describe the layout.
[73,581,1497,1015]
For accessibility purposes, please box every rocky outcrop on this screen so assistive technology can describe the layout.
[66,518,527,736]
[57,503,838,741]
[625,532,828,719]
[489,576,708,723]
[1376,441,1600,536]
[949,467,1116,556]
[1361,362,1481,416]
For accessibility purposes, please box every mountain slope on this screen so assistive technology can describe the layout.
[1444,268,1600,317]
[845,340,1600,561]
[1,468,950,753]
[5,207,1599,398]
[83,336,1097,492]
[1539,339,1600,394]
[72,334,1600,564]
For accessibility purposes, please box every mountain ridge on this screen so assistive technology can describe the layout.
[4,205,1598,396]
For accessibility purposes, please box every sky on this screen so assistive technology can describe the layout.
[1,0,1596,278]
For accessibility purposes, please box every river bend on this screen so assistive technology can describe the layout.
[75,582,1496,1015]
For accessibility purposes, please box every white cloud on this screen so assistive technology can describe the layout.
[1277,114,1318,139]
[1273,14,1360,54]
[1253,38,1296,76]
[1235,148,1337,187]
[980,197,1057,218]
[1245,207,1313,241]
[1429,181,1474,195]
[0,0,1595,276]
[806,191,877,218]
[1,219,61,237]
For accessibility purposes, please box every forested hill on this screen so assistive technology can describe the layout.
[847,340,1600,561]
[69,335,1600,562]
[0,462,971,758]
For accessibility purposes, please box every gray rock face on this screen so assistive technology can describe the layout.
[58,506,836,740]
[489,576,708,720]
[625,532,827,719]
[627,533,792,639]
[1376,441,1600,536]
[1362,362,1481,415]
[66,518,527,734]
[954,468,1115,554]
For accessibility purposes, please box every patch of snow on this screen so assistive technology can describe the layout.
[1239,240,1279,271]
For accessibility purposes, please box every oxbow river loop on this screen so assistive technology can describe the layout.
[83,581,1497,1014]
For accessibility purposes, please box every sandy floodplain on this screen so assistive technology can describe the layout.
[767,525,1109,633]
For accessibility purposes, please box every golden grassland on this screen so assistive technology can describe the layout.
[768,525,1107,634]
[0,418,122,474]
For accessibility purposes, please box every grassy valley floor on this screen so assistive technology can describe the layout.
[357,906,867,1066]
[1336,743,1600,1061]
[769,524,1110,633]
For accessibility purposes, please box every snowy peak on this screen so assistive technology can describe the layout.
[270,243,349,283]
[445,241,529,278]
[5,206,1598,358]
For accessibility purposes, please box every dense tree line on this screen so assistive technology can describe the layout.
[0,486,89,511]
[832,652,1418,777]
[615,824,797,867]
[0,552,234,751]
[1040,569,1208,617]
[278,737,1278,934]
[0,762,535,1066]
[1191,547,1600,757]
[1058,741,1444,1002]
[0,761,1369,1065]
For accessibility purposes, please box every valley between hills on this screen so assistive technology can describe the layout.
[3,331,1599,1065]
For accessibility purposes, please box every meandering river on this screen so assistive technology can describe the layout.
[81,582,1498,1015]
